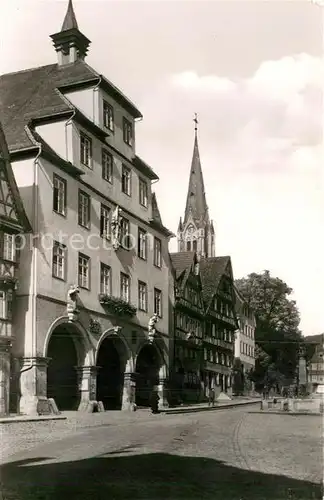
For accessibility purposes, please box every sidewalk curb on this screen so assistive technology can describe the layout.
[0,415,67,424]
[161,400,261,415]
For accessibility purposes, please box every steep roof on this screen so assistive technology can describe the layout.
[151,192,163,225]
[0,60,142,152]
[170,251,199,295]
[0,121,32,233]
[199,256,231,308]
[149,193,175,239]
[170,251,196,279]
[184,131,209,225]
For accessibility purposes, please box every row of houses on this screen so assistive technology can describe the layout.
[0,0,256,416]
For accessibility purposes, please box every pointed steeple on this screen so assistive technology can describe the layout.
[178,115,215,258]
[184,115,208,225]
[61,0,79,31]
[50,0,91,66]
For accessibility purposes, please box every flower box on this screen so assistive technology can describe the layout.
[98,294,136,317]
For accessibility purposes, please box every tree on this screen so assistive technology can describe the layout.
[236,270,302,390]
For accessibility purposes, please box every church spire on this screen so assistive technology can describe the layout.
[184,114,208,225]
[177,116,215,258]
[50,0,91,66]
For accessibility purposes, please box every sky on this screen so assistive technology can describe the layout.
[0,0,323,336]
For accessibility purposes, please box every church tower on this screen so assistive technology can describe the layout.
[177,115,215,259]
[50,0,91,66]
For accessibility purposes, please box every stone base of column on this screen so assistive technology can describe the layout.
[158,378,169,409]
[122,372,136,411]
[76,366,100,412]
[19,357,55,416]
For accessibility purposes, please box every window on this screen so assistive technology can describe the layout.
[154,237,162,268]
[138,281,148,311]
[80,133,92,168]
[138,228,147,260]
[122,165,131,196]
[2,233,16,262]
[53,175,66,215]
[120,217,131,250]
[154,288,162,317]
[100,263,111,295]
[102,150,113,183]
[186,241,191,251]
[52,241,66,280]
[193,240,197,252]
[78,254,90,289]
[100,205,110,239]
[103,101,114,131]
[120,273,130,302]
[0,290,12,320]
[78,190,90,228]
[139,178,148,207]
[123,117,133,146]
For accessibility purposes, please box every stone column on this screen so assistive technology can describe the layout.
[0,338,11,416]
[76,366,99,411]
[158,377,169,409]
[122,371,136,411]
[19,357,51,415]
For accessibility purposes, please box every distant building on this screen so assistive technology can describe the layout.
[0,0,174,415]
[305,334,324,392]
[0,122,31,415]
[173,121,237,399]
[233,287,256,395]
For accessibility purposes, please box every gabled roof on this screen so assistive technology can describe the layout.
[151,192,163,225]
[0,121,32,233]
[170,251,202,298]
[199,256,231,309]
[184,131,209,225]
[149,193,175,239]
[170,251,196,280]
[0,60,142,152]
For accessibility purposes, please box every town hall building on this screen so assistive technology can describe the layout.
[0,0,174,415]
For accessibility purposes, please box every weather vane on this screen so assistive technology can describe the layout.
[193,113,198,132]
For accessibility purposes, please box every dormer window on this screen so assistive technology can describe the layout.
[103,101,114,131]
[80,133,92,169]
[123,118,133,146]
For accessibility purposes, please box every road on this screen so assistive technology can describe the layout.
[0,406,322,499]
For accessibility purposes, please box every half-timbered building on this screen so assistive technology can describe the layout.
[0,122,31,415]
[170,251,204,403]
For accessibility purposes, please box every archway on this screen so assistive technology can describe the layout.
[96,337,125,410]
[135,344,160,407]
[47,323,83,411]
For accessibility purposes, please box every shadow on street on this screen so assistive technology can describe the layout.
[1,451,322,499]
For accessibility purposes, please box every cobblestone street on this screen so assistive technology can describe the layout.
[0,405,322,499]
